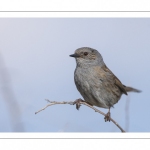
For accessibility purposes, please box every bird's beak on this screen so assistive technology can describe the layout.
[69,53,80,58]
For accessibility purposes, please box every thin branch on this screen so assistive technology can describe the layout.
[35,99,125,133]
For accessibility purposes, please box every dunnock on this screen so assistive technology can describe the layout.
[70,47,141,122]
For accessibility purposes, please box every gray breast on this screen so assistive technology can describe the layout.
[74,67,107,108]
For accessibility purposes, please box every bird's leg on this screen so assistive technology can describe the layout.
[73,99,93,110]
[73,98,85,110]
[104,107,111,122]
[73,98,94,110]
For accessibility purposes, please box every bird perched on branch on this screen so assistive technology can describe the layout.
[70,47,141,122]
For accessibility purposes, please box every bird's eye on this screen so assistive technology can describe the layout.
[84,52,88,56]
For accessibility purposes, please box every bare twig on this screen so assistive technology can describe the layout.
[35,99,125,133]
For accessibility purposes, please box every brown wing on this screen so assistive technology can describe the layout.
[102,65,127,95]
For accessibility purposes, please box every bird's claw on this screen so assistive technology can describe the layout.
[73,99,84,110]
[104,112,111,122]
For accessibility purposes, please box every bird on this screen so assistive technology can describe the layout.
[70,47,141,122]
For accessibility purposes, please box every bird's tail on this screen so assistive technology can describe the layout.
[124,86,141,93]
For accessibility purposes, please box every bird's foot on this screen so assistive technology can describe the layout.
[73,99,85,110]
[104,112,111,122]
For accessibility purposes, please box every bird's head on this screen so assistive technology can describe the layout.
[70,47,105,67]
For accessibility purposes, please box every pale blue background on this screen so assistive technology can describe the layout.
[0,18,149,132]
